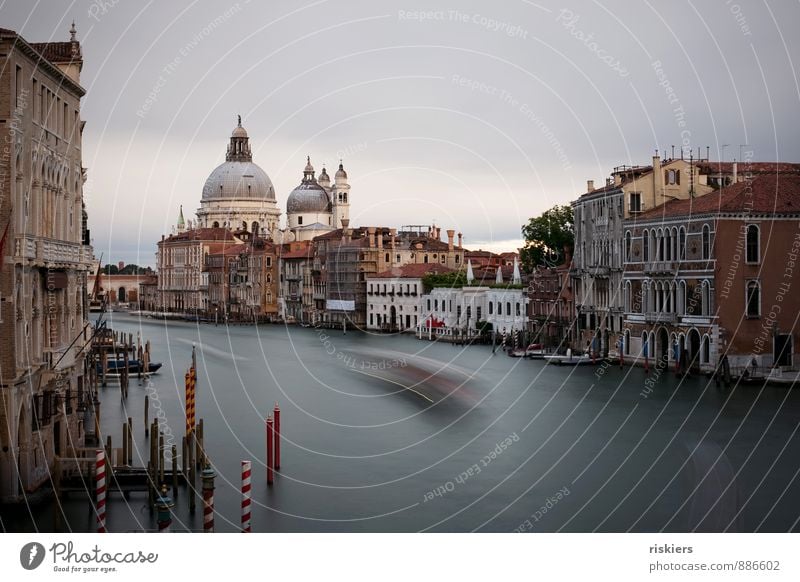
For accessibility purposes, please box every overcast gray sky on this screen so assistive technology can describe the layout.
[4,0,799,266]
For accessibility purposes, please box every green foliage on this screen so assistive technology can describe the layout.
[422,270,468,292]
[102,264,151,275]
[520,204,574,272]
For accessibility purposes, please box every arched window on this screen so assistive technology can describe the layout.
[506,302,511,315]
[701,335,710,364]
[746,280,760,318]
[624,231,632,261]
[746,224,759,263]
[642,230,649,262]
[624,281,632,312]
[516,302,521,316]
[667,169,676,184]
[252,221,259,235]
[489,302,493,315]
[702,224,711,259]
[679,227,686,260]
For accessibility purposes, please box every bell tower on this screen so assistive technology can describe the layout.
[331,161,350,229]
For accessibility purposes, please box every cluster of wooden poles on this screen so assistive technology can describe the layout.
[90,346,284,533]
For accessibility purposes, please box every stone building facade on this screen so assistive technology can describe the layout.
[156,226,241,313]
[0,26,95,501]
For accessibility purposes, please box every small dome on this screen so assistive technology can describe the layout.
[231,125,248,138]
[202,161,276,201]
[335,162,347,179]
[287,182,331,213]
[318,167,330,185]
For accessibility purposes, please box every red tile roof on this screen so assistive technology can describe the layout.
[280,247,314,259]
[30,41,80,63]
[634,174,800,219]
[162,227,239,243]
[696,162,800,175]
[372,263,455,279]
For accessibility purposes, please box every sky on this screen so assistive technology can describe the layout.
[4,0,800,266]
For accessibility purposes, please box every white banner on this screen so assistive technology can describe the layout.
[326,299,355,311]
[0,533,796,581]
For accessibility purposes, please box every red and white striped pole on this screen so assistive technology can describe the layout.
[266,415,274,485]
[241,461,252,532]
[95,449,106,533]
[201,466,216,533]
[273,403,281,470]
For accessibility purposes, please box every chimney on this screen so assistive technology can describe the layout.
[367,227,376,248]
[447,229,455,251]
[390,228,396,250]
[586,180,594,192]
[457,232,463,248]
[732,161,738,183]
[377,227,383,249]
[563,245,573,266]
[341,218,351,242]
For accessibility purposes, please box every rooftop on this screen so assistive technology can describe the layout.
[634,173,800,219]
[372,263,455,279]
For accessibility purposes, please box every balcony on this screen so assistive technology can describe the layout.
[644,311,678,324]
[586,265,610,277]
[644,261,678,274]
[15,235,92,267]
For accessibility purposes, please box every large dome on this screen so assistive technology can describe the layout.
[202,161,276,201]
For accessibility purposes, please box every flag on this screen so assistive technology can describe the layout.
[0,210,12,272]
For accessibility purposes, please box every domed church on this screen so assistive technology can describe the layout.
[196,116,282,236]
[286,156,350,241]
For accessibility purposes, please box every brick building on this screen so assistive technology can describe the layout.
[622,172,800,376]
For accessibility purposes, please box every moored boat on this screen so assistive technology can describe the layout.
[96,358,162,378]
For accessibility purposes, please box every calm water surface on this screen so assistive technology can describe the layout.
[4,313,800,532]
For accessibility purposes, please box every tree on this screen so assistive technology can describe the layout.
[422,270,468,292]
[520,204,574,271]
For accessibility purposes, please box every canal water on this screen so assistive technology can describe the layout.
[4,313,800,532]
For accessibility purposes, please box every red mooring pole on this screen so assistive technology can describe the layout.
[95,449,106,533]
[266,415,274,485]
[241,461,252,532]
[273,403,281,470]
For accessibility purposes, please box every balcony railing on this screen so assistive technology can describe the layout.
[644,261,678,274]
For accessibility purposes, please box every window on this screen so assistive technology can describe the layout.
[489,302,493,315]
[477,306,482,321]
[506,302,511,315]
[642,230,649,262]
[629,192,642,213]
[746,224,759,263]
[624,231,632,261]
[702,224,711,259]
[298,216,303,225]
[679,227,686,260]
[667,169,676,185]
[516,302,521,316]
[746,280,760,318]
